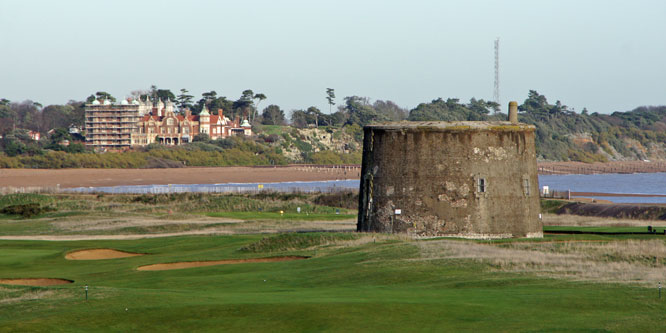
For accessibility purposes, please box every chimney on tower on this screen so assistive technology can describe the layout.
[508,101,518,123]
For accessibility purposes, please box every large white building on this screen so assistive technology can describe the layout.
[85,98,251,150]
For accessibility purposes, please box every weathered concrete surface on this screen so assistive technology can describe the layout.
[357,121,543,239]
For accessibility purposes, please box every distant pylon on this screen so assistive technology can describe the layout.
[493,38,500,113]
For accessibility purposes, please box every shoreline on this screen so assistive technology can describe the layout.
[0,166,360,189]
[2,161,666,189]
[538,161,666,175]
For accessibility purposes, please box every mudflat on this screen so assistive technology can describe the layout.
[0,166,359,188]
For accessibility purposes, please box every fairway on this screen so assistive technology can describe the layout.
[1,233,665,332]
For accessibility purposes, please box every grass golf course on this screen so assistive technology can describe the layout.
[0,193,665,331]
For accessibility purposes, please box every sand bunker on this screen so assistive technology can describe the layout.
[0,278,73,286]
[137,256,309,271]
[66,249,145,260]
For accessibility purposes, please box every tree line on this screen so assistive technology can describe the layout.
[3,87,666,163]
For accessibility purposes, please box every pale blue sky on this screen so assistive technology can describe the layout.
[1,0,665,114]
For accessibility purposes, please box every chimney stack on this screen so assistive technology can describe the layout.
[508,101,518,123]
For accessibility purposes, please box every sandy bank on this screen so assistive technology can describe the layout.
[0,166,359,188]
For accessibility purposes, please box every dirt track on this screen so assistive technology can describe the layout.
[0,278,73,286]
[0,166,359,188]
[0,230,234,241]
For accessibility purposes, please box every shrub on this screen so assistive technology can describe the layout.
[0,203,53,217]
[314,191,359,209]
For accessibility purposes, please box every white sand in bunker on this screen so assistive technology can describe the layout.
[0,278,73,286]
[65,249,145,260]
[137,256,309,271]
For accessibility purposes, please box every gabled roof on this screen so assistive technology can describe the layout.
[141,115,160,122]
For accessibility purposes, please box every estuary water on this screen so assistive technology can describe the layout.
[538,173,666,203]
[65,173,666,204]
[65,179,360,195]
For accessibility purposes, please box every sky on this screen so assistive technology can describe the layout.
[1,0,665,115]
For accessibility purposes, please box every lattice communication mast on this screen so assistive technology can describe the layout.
[493,38,500,113]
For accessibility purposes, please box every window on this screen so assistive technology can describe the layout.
[477,178,486,193]
[167,118,174,125]
[523,178,530,196]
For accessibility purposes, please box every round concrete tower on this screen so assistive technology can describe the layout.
[357,119,542,239]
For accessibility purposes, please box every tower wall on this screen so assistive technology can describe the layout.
[357,121,542,239]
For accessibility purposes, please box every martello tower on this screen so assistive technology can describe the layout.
[357,102,542,239]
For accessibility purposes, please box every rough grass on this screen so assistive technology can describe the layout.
[543,213,666,227]
[0,194,55,208]
[238,233,361,253]
[206,211,355,221]
[418,238,666,286]
[557,201,666,220]
[0,194,57,218]
[0,193,357,236]
[1,234,665,331]
[545,225,666,233]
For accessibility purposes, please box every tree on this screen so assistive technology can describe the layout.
[47,128,72,145]
[176,88,194,110]
[194,91,218,115]
[94,91,116,103]
[194,92,234,116]
[202,91,217,101]
[0,103,16,134]
[342,96,387,126]
[193,133,210,142]
[519,90,548,113]
[42,105,75,131]
[233,90,255,120]
[130,89,149,101]
[261,105,285,125]
[326,88,335,113]
[290,110,309,128]
[156,89,176,102]
[210,96,234,116]
[12,101,41,132]
[373,100,408,121]
[252,93,266,123]
[467,98,496,118]
[289,107,335,127]
[307,106,321,127]
[150,85,158,101]
[66,100,86,127]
